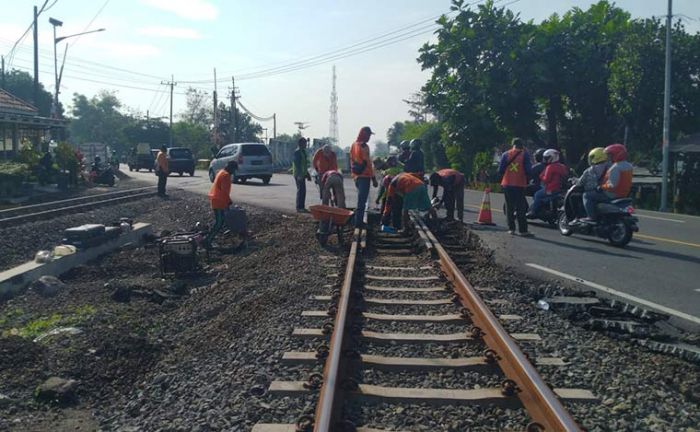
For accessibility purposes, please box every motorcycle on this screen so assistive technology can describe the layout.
[90,164,116,187]
[557,182,639,247]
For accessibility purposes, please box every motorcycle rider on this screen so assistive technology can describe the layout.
[397,140,411,165]
[528,148,547,195]
[576,147,611,223]
[403,139,425,178]
[528,149,567,218]
[601,144,633,198]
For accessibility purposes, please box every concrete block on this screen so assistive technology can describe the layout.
[0,223,152,300]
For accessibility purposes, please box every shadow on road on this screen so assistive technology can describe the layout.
[236,182,284,187]
[528,235,638,259]
[624,243,700,265]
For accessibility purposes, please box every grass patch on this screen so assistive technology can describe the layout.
[1,304,97,339]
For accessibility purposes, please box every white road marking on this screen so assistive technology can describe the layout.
[525,262,700,326]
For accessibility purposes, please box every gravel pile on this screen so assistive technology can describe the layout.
[438,225,700,431]
[0,190,344,431]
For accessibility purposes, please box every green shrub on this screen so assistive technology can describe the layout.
[0,162,29,197]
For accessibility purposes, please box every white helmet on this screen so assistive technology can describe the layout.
[543,149,559,164]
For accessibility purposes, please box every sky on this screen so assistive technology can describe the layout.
[1,0,699,150]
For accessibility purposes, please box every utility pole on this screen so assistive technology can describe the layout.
[1,55,5,89]
[33,5,39,107]
[161,75,177,147]
[660,0,672,212]
[231,76,238,142]
[273,113,277,139]
[213,68,218,146]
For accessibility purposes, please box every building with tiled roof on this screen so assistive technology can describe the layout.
[1,88,67,156]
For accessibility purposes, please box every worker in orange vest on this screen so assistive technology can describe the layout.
[498,138,532,236]
[350,126,378,227]
[382,173,436,232]
[429,168,465,222]
[205,161,238,248]
[155,145,169,197]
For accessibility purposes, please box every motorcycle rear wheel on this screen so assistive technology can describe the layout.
[608,221,632,247]
[558,212,573,236]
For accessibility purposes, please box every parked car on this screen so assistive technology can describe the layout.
[167,147,195,176]
[209,143,273,184]
[127,143,154,172]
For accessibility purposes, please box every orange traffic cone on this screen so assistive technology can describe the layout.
[475,188,496,225]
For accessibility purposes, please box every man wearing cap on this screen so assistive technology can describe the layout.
[292,137,311,212]
[350,126,378,227]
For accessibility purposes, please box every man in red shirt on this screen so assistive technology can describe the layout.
[312,145,338,177]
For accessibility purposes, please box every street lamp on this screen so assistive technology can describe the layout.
[49,17,105,118]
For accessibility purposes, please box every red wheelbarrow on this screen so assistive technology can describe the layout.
[309,204,354,246]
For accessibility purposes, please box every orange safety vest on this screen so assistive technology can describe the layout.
[350,141,374,178]
[500,149,527,188]
[313,149,338,176]
[156,151,169,173]
[437,168,465,185]
[208,170,232,209]
[602,165,633,198]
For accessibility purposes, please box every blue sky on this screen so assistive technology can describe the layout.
[1,0,698,149]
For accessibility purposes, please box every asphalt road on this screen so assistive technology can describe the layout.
[126,167,699,330]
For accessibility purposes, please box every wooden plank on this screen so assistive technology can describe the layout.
[270,381,597,404]
[536,357,568,366]
[251,425,296,432]
[301,310,331,317]
[362,312,464,323]
[375,248,414,254]
[284,351,567,368]
[365,297,453,305]
[367,265,433,271]
[365,275,440,281]
[311,295,333,301]
[365,285,445,293]
[362,354,488,370]
[509,333,542,341]
[361,330,473,343]
[292,328,539,343]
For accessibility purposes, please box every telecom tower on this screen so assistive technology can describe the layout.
[329,65,339,146]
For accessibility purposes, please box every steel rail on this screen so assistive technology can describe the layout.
[0,189,154,227]
[313,227,361,432]
[420,222,582,431]
[0,187,154,219]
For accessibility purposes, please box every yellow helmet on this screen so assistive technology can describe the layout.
[588,147,607,165]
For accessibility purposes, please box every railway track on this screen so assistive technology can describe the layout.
[0,187,155,227]
[253,214,597,431]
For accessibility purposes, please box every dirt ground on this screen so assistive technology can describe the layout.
[0,190,339,431]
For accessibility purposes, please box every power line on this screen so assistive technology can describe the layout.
[68,0,111,49]
[236,98,274,122]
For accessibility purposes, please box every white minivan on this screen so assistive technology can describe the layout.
[209,143,273,185]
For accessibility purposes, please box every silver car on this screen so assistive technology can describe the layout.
[209,143,273,185]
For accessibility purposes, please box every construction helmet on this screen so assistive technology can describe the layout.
[399,140,410,150]
[410,139,422,150]
[604,143,628,163]
[534,148,546,163]
[588,147,607,165]
[543,149,559,164]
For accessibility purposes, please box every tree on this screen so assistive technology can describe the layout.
[373,140,389,158]
[182,87,211,127]
[386,122,406,149]
[2,69,59,117]
[69,91,128,152]
[216,102,263,144]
